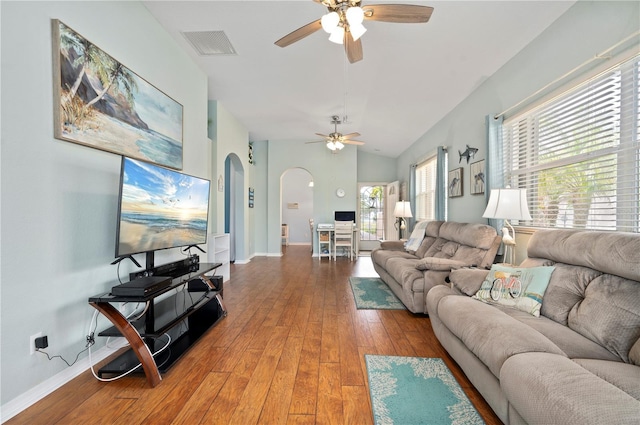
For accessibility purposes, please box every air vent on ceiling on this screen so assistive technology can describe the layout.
[181,31,237,56]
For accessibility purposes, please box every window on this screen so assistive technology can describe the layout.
[502,55,639,232]
[415,155,437,221]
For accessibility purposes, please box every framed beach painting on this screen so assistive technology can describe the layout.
[448,168,463,198]
[52,20,183,170]
[470,160,485,195]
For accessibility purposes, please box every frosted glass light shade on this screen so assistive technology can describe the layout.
[334,141,344,150]
[321,12,340,33]
[327,141,337,151]
[329,26,345,44]
[349,23,367,41]
[346,7,365,25]
[483,189,532,221]
[393,201,413,218]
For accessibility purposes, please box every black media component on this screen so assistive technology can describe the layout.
[128,255,200,281]
[111,276,172,297]
[188,275,223,297]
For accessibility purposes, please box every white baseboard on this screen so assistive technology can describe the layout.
[0,341,126,423]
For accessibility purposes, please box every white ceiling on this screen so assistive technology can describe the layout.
[144,0,576,158]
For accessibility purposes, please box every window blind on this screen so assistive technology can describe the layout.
[502,55,639,232]
[415,155,437,221]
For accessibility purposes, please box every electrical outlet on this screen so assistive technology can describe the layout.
[30,332,42,355]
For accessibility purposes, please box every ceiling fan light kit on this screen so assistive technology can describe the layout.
[275,0,434,64]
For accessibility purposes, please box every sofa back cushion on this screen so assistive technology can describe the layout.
[414,221,444,257]
[421,222,500,269]
[529,229,640,364]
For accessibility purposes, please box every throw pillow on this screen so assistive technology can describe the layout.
[404,221,429,253]
[472,264,555,317]
[415,257,469,271]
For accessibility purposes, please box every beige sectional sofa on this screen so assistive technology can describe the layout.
[427,228,640,424]
[371,221,501,313]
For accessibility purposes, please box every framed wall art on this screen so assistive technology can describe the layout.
[470,159,485,195]
[448,168,463,198]
[52,20,184,170]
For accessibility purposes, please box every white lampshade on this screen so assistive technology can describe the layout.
[321,12,340,33]
[327,141,337,151]
[334,141,344,150]
[349,23,367,41]
[482,188,532,221]
[346,6,365,25]
[393,201,413,218]
[328,26,345,44]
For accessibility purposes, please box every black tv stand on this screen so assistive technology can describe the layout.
[88,262,225,387]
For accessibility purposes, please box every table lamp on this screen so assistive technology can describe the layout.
[393,201,413,239]
[482,188,531,265]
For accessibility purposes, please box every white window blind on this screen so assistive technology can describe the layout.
[502,55,639,232]
[415,155,437,221]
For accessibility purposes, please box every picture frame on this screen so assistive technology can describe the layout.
[448,168,463,198]
[470,159,485,195]
[248,187,254,208]
[52,20,184,170]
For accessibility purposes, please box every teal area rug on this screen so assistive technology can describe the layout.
[349,277,406,310]
[365,355,485,425]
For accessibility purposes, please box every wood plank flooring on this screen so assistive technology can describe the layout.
[6,246,502,424]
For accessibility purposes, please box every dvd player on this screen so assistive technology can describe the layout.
[111,276,172,297]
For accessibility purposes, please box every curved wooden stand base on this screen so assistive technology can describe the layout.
[89,301,162,387]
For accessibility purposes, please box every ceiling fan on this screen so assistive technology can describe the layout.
[306,115,365,152]
[274,0,434,63]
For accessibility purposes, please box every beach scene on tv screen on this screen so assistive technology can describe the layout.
[118,159,209,256]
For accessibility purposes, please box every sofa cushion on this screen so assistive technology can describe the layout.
[501,353,640,425]
[473,265,555,317]
[573,358,640,401]
[414,221,444,257]
[540,263,640,364]
[439,221,501,250]
[437,295,566,377]
[414,257,469,271]
[371,248,416,270]
[384,257,425,291]
[528,229,640,282]
[497,306,621,362]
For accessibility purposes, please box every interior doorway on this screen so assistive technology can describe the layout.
[224,153,245,263]
[280,168,314,254]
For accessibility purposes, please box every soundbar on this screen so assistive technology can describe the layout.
[111,276,172,297]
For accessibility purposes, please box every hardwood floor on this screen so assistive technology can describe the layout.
[7,246,502,424]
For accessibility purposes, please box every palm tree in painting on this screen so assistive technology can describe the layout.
[84,49,138,110]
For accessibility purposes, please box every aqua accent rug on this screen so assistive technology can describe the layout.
[349,277,406,310]
[365,355,485,425]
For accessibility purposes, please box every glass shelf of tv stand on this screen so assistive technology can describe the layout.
[89,262,222,303]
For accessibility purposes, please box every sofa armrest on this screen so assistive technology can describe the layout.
[448,268,490,296]
[379,240,406,251]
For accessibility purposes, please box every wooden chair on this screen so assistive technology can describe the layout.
[333,221,354,261]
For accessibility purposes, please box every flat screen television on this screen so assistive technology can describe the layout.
[115,157,211,262]
[334,211,356,222]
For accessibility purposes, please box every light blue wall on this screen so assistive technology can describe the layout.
[266,142,358,256]
[282,168,314,244]
[396,0,640,224]
[357,151,397,183]
[250,140,269,255]
[1,0,208,409]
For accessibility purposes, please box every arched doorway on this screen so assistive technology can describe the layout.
[280,168,314,254]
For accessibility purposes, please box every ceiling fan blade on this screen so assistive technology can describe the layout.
[343,140,365,145]
[364,4,434,23]
[305,140,328,144]
[275,19,322,47]
[315,132,331,138]
[344,34,363,64]
[341,132,361,140]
